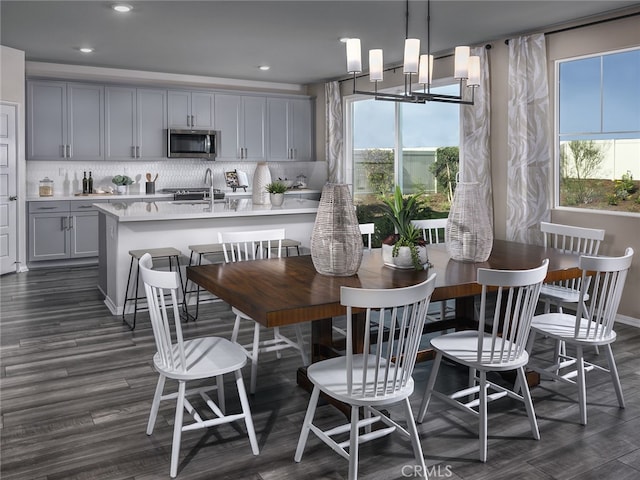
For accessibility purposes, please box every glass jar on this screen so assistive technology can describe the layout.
[39,177,54,197]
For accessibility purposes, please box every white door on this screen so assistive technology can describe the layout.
[0,103,18,274]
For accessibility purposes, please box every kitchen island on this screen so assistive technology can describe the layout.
[95,198,319,316]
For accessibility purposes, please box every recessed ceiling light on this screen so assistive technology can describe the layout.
[79,47,94,53]
[112,4,132,13]
[258,65,270,71]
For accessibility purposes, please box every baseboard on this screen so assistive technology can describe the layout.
[616,314,640,328]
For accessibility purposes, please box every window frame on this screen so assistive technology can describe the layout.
[553,45,640,217]
[344,78,460,197]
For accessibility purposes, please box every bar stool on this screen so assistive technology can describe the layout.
[282,239,301,256]
[185,243,226,321]
[122,247,185,330]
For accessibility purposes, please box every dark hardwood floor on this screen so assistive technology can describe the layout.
[2,266,640,480]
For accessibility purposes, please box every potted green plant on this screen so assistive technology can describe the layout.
[265,181,287,206]
[380,186,428,270]
[112,174,133,195]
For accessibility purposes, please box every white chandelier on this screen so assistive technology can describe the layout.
[345,0,480,105]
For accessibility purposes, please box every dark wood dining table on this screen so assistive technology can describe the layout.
[186,239,582,392]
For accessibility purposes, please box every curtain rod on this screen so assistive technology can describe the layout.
[505,9,640,45]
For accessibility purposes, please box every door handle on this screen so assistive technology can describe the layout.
[9,196,17,201]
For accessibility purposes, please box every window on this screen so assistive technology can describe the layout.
[556,47,640,214]
[347,83,460,204]
[346,83,460,246]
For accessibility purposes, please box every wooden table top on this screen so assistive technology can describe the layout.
[187,239,580,328]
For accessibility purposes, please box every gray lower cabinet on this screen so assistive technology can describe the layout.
[28,200,106,262]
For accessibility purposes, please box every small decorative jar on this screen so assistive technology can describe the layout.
[39,177,54,197]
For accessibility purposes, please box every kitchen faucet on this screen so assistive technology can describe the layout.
[204,168,214,201]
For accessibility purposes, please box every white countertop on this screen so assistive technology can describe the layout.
[95,198,320,222]
[26,188,321,202]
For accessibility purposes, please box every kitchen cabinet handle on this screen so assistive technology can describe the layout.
[77,205,93,209]
[187,115,191,127]
[293,148,297,159]
[38,206,58,210]
[131,146,136,158]
[66,145,71,158]
[69,216,75,230]
[136,146,141,158]
[61,145,66,158]
[191,115,195,126]
[61,217,67,230]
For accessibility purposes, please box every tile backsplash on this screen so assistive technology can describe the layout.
[27,159,328,197]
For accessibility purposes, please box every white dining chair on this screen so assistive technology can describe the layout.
[539,221,606,362]
[295,274,437,480]
[417,259,549,463]
[139,253,259,478]
[411,218,452,322]
[526,248,634,425]
[359,222,374,252]
[539,221,605,314]
[218,228,308,394]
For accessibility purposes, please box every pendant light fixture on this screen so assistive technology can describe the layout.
[345,0,480,105]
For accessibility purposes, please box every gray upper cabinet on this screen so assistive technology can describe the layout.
[214,94,266,161]
[168,90,215,129]
[27,81,104,161]
[105,86,167,160]
[267,97,312,161]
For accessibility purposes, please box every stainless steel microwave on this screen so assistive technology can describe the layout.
[167,129,216,159]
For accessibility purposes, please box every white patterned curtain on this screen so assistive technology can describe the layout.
[460,45,493,227]
[325,81,344,183]
[507,34,551,244]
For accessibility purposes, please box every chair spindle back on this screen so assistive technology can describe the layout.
[574,248,634,340]
[218,228,285,262]
[139,253,187,374]
[341,274,436,399]
[476,260,549,364]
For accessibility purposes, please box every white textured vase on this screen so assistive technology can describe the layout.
[310,184,363,276]
[446,182,493,262]
[252,162,272,205]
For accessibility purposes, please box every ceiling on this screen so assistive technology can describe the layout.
[2,1,639,86]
